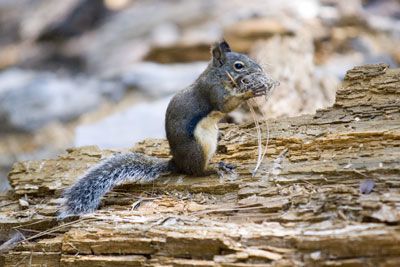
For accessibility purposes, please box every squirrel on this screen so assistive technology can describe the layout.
[59,40,272,219]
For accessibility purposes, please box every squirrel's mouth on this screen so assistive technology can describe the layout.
[237,72,280,97]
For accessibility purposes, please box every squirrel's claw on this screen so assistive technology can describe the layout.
[218,161,236,173]
[217,161,238,181]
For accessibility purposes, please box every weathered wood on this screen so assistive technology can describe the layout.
[1,64,399,266]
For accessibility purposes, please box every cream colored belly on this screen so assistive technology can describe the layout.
[194,111,224,166]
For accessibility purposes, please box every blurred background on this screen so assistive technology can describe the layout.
[0,0,399,190]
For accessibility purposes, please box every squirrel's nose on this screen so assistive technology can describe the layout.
[241,77,250,84]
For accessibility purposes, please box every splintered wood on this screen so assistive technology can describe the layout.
[1,64,400,266]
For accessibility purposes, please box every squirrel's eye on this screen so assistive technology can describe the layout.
[233,61,245,71]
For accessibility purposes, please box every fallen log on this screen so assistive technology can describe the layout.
[1,64,399,266]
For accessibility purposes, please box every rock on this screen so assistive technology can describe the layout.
[0,44,20,70]
[74,97,171,148]
[224,18,295,53]
[144,24,219,63]
[316,32,399,80]
[18,0,82,41]
[363,0,400,33]
[120,62,208,97]
[37,0,109,42]
[0,1,29,45]
[149,23,180,47]
[80,0,214,74]
[146,16,296,64]
[144,41,212,63]
[0,69,124,132]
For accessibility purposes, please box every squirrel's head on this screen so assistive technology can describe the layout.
[211,40,278,96]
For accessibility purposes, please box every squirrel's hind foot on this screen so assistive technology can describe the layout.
[217,161,238,181]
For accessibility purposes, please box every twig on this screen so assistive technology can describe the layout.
[13,217,95,244]
[225,71,238,87]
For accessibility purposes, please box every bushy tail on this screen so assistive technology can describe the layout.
[58,152,171,219]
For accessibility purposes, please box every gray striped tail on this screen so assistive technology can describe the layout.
[58,152,171,219]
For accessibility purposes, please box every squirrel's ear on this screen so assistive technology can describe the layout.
[211,40,231,66]
[219,40,231,53]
